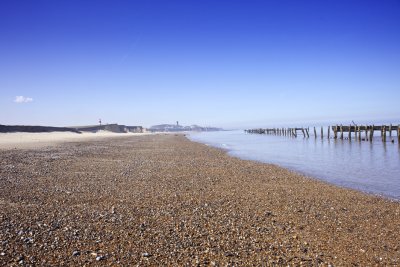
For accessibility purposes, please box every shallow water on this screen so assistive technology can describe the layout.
[189,130,400,200]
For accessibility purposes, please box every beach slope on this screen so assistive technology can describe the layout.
[0,134,399,265]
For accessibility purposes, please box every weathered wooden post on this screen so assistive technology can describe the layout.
[370,125,374,141]
[334,125,338,139]
[314,127,317,138]
[398,125,400,143]
[321,127,323,139]
[328,126,330,139]
[354,125,357,141]
[365,125,368,141]
[358,126,361,141]
[348,125,351,140]
[383,125,387,142]
[369,125,375,142]
[389,124,392,138]
[340,125,343,139]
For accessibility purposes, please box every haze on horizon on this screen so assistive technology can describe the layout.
[1,0,399,129]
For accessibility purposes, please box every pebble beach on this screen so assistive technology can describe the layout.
[0,134,399,266]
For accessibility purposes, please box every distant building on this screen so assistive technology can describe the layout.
[126,126,143,133]
[148,124,222,132]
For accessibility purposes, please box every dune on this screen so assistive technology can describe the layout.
[0,131,150,149]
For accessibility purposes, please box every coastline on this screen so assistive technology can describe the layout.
[0,134,399,265]
[188,130,400,201]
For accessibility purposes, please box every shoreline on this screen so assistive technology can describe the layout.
[188,131,400,201]
[1,134,399,265]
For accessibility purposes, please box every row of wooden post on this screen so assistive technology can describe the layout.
[245,124,400,143]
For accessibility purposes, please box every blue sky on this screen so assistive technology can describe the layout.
[1,0,399,128]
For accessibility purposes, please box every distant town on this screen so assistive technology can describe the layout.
[148,122,223,132]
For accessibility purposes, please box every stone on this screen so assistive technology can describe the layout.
[142,252,152,257]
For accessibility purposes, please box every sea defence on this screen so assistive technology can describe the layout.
[246,124,400,143]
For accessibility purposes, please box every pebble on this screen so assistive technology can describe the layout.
[96,255,105,261]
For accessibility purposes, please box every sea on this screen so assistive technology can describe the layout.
[189,129,400,200]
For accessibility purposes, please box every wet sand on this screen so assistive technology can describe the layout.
[0,134,399,266]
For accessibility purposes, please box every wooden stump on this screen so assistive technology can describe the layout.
[348,125,351,140]
[340,125,343,139]
[383,125,387,142]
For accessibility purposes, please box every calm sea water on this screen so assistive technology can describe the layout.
[189,130,400,200]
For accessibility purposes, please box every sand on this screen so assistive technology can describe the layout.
[0,131,151,149]
[0,134,399,266]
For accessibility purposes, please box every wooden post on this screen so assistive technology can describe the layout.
[358,126,361,141]
[370,125,374,141]
[354,125,357,141]
[340,125,343,139]
[369,125,375,142]
[383,125,387,142]
[365,125,368,141]
[314,127,317,138]
[389,124,392,138]
[293,129,297,138]
[348,125,351,140]
[334,125,338,139]
[398,125,400,143]
[328,126,330,139]
[321,127,323,139]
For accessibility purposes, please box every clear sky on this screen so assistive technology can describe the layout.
[1,0,399,128]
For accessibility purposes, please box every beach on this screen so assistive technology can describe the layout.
[0,133,399,266]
